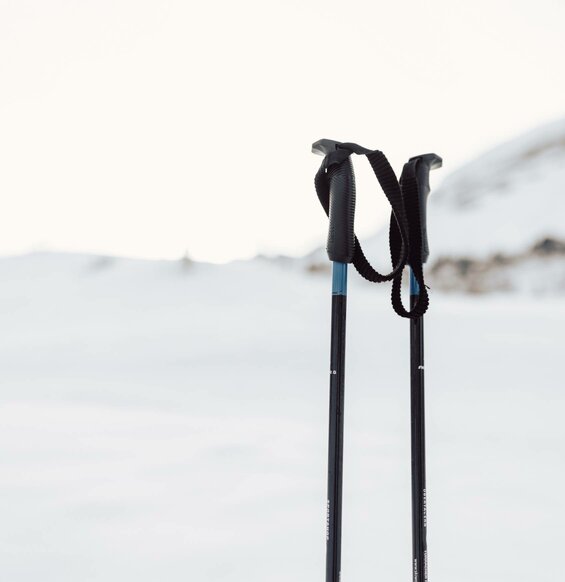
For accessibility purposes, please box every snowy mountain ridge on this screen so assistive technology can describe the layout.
[434,117,565,210]
[429,117,565,258]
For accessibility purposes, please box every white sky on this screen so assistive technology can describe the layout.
[1,0,564,263]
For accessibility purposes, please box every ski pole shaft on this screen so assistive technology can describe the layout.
[410,269,427,582]
[312,140,356,582]
[326,261,348,582]
[407,153,441,582]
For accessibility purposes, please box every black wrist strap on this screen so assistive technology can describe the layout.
[314,143,430,319]
[315,147,408,283]
[391,159,429,318]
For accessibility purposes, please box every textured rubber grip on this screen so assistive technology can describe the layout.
[408,153,442,263]
[327,158,356,263]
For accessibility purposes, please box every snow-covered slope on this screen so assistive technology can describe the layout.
[428,119,565,292]
[305,119,565,293]
[431,117,565,257]
[0,251,564,582]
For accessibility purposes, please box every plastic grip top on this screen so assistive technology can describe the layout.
[408,153,442,264]
[326,158,356,263]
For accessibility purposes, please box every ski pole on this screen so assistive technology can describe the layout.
[312,139,441,582]
[312,140,357,582]
[407,154,442,582]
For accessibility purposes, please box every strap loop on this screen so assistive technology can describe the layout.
[314,142,430,319]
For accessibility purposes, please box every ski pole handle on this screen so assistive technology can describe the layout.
[312,139,356,263]
[408,153,442,264]
[325,159,356,263]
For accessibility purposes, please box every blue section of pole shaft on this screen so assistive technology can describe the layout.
[332,262,348,296]
[410,268,420,296]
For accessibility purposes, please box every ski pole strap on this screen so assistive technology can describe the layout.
[392,159,428,318]
[391,154,443,317]
[313,140,442,319]
[313,140,408,282]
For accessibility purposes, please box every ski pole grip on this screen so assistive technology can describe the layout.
[408,153,442,263]
[312,139,356,263]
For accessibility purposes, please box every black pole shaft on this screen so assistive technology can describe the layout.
[410,271,427,582]
[325,262,348,582]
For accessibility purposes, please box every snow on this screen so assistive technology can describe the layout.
[430,151,565,259]
[416,118,565,259]
[0,252,563,581]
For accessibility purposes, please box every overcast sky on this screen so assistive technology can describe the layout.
[1,0,564,262]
